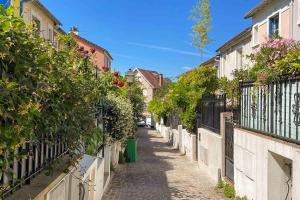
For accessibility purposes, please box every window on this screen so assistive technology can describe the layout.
[269,14,279,38]
[143,89,148,96]
[236,48,243,69]
[253,25,259,46]
[32,16,41,34]
[48,25,53,42]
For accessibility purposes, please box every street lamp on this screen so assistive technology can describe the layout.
[125,68,135,83]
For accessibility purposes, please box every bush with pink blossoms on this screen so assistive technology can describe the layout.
[249,38,300,84]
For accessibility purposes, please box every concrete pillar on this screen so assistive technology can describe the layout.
[165,127,170,142]
[178,125,183,153]
[191,134,197,161]
[13,148,18,183]
[292,150,300,200]
[104,145,111,175]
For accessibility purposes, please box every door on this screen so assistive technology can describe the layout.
[225,120,234,182]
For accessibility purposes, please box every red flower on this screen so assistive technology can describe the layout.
[111,79,118,85]
[102,66,109,73]
[117,81,125,87]
[90,48,96,54]
[113,71,120,78]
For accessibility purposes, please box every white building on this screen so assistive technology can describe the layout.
[217,27,252,80]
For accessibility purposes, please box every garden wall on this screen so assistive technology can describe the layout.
[156,123,197,161]
[30,144,116,200]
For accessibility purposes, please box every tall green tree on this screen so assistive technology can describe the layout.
[190,0,212,59]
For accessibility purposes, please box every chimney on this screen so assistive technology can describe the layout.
[159,74,163,87]
[70,26,79,35]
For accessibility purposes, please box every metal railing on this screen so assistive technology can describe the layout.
[1,138,68,198]
[239,76,300,144]
[197,95,226,134]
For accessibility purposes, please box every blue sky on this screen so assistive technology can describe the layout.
[41,0,260,79]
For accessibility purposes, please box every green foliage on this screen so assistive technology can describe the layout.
[149,64,218,132]
[122,80,145,127]
[224,182,235,198]
[0,6,134,187]
[104,94,134,142]
[248,38,300,84]
[148,83,173,121]
[190,0,212,52]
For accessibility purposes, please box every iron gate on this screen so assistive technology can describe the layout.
[225,120,234,182]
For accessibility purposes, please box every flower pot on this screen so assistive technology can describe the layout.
[126,138,137,162]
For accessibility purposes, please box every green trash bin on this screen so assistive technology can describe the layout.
[126,138,137,162]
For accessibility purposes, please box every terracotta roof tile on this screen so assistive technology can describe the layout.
[135,68,164,88]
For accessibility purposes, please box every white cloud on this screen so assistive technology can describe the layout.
[182,66,193,71]
[128,42,204,57]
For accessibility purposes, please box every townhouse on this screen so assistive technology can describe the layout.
[133,68,167,127]
[209,0,300,199]
[71,27,113,75]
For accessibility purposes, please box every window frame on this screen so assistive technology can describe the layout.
[252,24,259,47]
[268,13,280,39]
[31,11,42,36]
[48,24,54,43]
[236,48,243,69]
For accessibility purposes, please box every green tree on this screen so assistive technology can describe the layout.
[190,0,212,58]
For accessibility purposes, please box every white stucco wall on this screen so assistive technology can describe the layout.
[251,0,300,42]
[198,128,223,184]
[234,128,300,200]
[219,36,252,80]
[156,123,197,161]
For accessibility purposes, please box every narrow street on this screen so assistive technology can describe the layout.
[103,128,226,200]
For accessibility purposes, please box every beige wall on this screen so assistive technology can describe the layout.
[258,22,268,44]
[251,0,299,46]
[219,36,252,80]
[135,71,154,114]
[21,1,62,49]
[75,38,112,70]
[22,2,56,41]
[234,128,300,200]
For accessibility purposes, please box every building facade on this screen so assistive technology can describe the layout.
[72,30,113,74]
[217,27,252,80]
[233,1,300,199]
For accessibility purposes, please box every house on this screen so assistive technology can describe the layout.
[0,0,64,48]
[133,68,167,126]
[134,68,165,104]
[71,27,113,75]
[232,0,300,199]
[217,27,252,80]
[245,0,300,45]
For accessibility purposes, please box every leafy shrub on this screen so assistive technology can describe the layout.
[104,94,134,142]
[224,182,235,198]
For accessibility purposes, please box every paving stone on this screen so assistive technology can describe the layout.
[103,128,226,200]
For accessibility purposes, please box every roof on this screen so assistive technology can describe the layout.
[177,55,219,78]
[216,27,252,52]
[201,55,219,66]
[31,0,62,26]
[73,34,113,60]
[134,68,165,88]
[244,0,275,19]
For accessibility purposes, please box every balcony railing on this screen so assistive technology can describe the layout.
[239,76,300,144]
[1,137,68,198]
